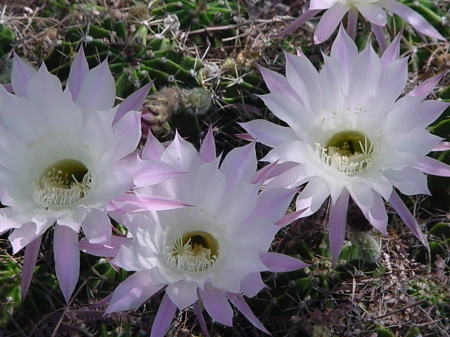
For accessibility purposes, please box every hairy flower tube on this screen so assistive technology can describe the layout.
[277,0,445,50]
[97,129,308,336]
[241,28,450,266]
[0,48,181,302]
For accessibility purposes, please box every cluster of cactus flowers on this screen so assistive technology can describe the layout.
[0,0,449,336]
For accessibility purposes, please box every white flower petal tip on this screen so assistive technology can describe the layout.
[244,30,449,265]
[107,131,297,335]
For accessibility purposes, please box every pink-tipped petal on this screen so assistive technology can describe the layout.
[81,208,112,245]
[106,271,162,314]
[356,3,387,26]
[296,177,331,217]
[75,59,116,113]
[239,120,298,148]
[220,142,257,186]
[285,52,323,113]
[274,10,321,37]
[408,73,446,97]
[21,235,42,300]
[111,194,189,212]
[433,142,450,151]
[388,190,427,246]
[240,273,267,298]
[314,3,350,44]
[330,26,359,72]
[276,208,307,227]
[114,81,152,124]
[381,32,402,65]
[10,222,43,254]
[122,159,184,187]
[199,283,233,326]
[150,293,178,337]
[379,0,445,40]
[112,110,141,160]
[418,156,450,177]
[346,7,358,39]
[199,126,216,163]
[193,301,211,337]
[376,58,408,105]
[227,293,270,335]
[11,53,37,97]
[260,252,309,272]
[372,24,388,52]
[79,236,132,257]
[252,188,296,223]
[141,130,165,161]
[328,189,349,267]
[258,65,303,104]
[67,45,89,101]
[54,225,80,302]
[384,167,429,196]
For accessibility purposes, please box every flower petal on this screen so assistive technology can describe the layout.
[11,54,36,97]
[114,82,152,125]
[220,142,257,186]
[328,189,349,267]
[240,120,298,148]
[150,293,177,337]
[21,235,42,300]
[199,283,233,326]
[418,156,450,177]
[356,3,387,26]
[330,26,358,74]
[81,208,112,245]
[112,244,155,271]
[67,45,89,102]
[240,272,267,298]
[259,93,312,139]
[251,187,296,223]
[314,3,350,44]
[285,52,323,113]
[260,252,308,272]
[381,32,402,66]
[274,10,321,37]
[388,190,427,246]
[141,130,166,160]
[199,126,216,163]
[384,167,429,195]
[54,225,80,302]
[258,65,302,103]
[379,0,444,40]
[166,281,199,310]
[296,176,331,217]
[408,73,446,97]
[193,301,211,337]
[111,110,141,161]
[79,236,132,257]
[75,59,116,113]
[228,293,270,334]
[106,270,162,313]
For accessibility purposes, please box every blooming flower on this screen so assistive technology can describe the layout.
[241,28,450,265]
[0,48,180,301]
[278,0,445,49]
[99,129,307,336]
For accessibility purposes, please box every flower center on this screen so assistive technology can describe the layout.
[33,159,92,208]
[316,130,374,175]
[164,230,219,273]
